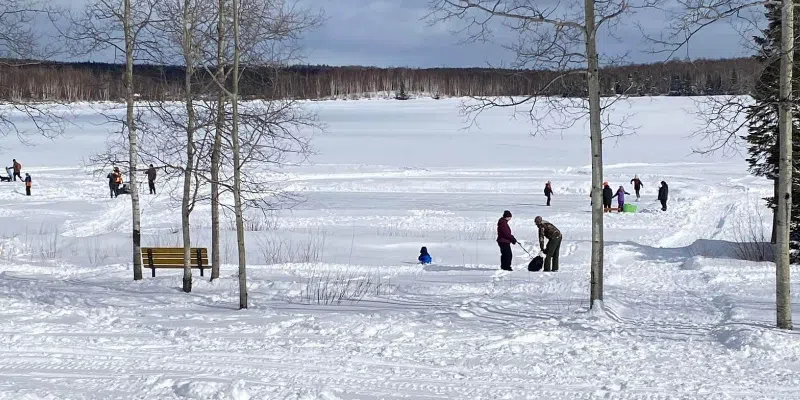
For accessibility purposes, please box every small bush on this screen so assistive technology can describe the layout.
[256,230,326,264]
[732,209,774,262]
[302,269,389,305]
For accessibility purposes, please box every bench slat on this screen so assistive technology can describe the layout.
[140,248,207,254]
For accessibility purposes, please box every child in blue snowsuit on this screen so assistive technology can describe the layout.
[611,186,630,211]
[418,247,432,264]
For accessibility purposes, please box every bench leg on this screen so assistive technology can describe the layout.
[200,268,204,277]
[152,268,156,278]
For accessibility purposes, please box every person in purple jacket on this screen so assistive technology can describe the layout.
[496,210,517,271]
[611,186,630,211]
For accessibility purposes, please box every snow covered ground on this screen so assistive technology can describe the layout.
[0,97,799,399]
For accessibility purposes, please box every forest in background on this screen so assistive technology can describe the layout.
[0,57,760,102]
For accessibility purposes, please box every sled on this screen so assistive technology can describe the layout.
[0,167,12,182]
[622,203,638,213]
[528,255,543,272]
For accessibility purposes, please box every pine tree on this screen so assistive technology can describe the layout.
[744,1,800,258]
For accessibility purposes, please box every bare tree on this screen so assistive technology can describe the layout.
[427,0,650,308]
[654,0,794,330]
[0,0,66,145]
[69,0,161,281]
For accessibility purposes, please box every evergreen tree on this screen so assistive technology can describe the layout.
[744,2,800,250]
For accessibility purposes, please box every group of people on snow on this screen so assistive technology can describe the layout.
[548,176,669,213]
[2,159,32,195]
[106,164,159,198]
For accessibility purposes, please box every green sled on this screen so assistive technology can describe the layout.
[622,203,638,213]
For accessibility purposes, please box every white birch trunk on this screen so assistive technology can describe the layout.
[232,0,248,309]
[585,0,604,307]
[124,0,143,281]
[776,0,793,330]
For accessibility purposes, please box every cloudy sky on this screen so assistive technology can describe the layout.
[61,0,757,67]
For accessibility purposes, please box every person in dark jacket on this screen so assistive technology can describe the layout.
[544,181,554,206]
[658,181,669,211]
[11,159,21,182]
[24,173,31,196]
[145,164,157,194]
[535,216,562,272]
[602,182,614,212]
[107,167,122,198]
[630,175,643,201]
[496,210,517,271]
[612,186,631,211]
[418,246,432,264]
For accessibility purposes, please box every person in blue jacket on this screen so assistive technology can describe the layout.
[418,246,432,264]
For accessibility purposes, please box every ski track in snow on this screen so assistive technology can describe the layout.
[0,97,799,399]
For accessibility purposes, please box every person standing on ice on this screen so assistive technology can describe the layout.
[602,182,613,212]
[11,159,22,182]
[630,175,643,201]
[145,164,157,194]
[107,167,122,198]
[496,210,517,271]
[544,181,554,206]
[24,173,31,196]
[658,181,669,211]
[535,216,562,272]
[418,246,432,264]
[611,185,630,211]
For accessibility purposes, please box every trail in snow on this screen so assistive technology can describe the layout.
[0,98,798,399]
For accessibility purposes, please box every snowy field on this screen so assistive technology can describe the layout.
[0,97,799,399]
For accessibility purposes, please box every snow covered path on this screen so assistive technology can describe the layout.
[0,98,799,399]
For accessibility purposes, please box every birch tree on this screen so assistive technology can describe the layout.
[653,0,794,330]
[69,0,160,281]
[0,0,66,143]
[427,0,651,308]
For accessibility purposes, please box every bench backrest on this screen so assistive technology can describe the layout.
[141,247,209,267]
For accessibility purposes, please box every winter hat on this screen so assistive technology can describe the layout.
[534,216,543,225]
[420,246,428,254]
[503,210,512,218]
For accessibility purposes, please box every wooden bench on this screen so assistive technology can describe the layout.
[140,247,209,278]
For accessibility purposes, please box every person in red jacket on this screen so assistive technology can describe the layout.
[496,210,517,271]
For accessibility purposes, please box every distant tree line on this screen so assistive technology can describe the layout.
[0,57,761,102]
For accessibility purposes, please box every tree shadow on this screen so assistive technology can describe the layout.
[609,239,774,263]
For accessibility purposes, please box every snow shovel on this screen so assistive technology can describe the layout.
[518,243,544,272]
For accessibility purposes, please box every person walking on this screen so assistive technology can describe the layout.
[107,167,122,198]
[145,164,157,194]
[496,210,517,271]
[535,216,562,272]
[544,181,554,206]
[630,175,643,201]
[24,173,31,196]
[658,181,669,211]
[11,159,22,182]
[612,185,631,212]
[602,182,614,213]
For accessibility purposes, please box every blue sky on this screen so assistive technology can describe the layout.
[59,0,756,67]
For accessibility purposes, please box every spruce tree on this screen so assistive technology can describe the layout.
[744,2,800,254]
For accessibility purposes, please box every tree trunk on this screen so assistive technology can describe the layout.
[125,0,143,281]
[210,0,225,282]
[232,0,248,309]
[181,0,195,293]
[776,0,793,330]
[585,0,604,308]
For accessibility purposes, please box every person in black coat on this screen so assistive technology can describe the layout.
[658,181,669,211]
[602,182,613,212]
[544,181,554,206]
